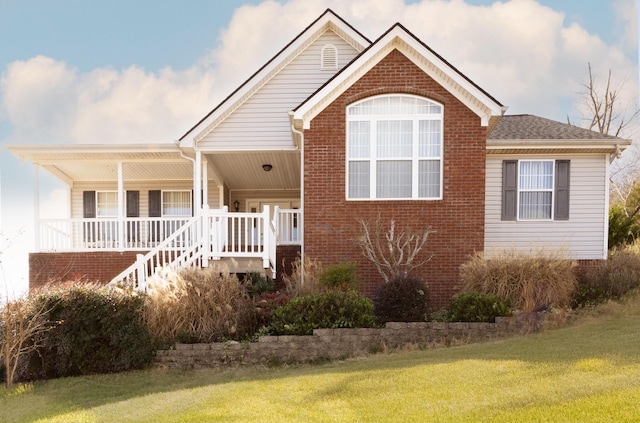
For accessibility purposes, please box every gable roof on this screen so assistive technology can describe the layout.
[487,114,632,154]
[179,9,370,147]
[291,22,506,129]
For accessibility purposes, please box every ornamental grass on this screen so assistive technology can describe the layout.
[460,247,577,312]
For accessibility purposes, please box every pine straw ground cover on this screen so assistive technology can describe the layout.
[2,292,640,423]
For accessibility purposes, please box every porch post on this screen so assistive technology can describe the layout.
[202,157,208,208]
[34,164,40,251]
[194,150,202,214]
[117,161,125,251]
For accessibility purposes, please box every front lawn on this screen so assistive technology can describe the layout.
[2,295,640,422]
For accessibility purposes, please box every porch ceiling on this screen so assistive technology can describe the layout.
[207,151,300,190]
[7,144,193,184]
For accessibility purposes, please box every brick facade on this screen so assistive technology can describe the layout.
[304,50,486,308]
[29,251,144,290]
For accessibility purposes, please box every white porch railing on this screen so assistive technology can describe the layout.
[277,209,301,245]
[37,209,301,252]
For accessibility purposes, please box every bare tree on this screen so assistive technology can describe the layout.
[1,297,54,389]
[570,62,640,138]
[356,216,435,282]
[568,63,640,245]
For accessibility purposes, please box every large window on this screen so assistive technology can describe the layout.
[346,95,443,200]
[162,191,191,216]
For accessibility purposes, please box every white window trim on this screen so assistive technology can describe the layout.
[517,159,555,221]
[346,94,444,201]
[162,190,192,217]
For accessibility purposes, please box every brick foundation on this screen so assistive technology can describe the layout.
[29,251,145,291]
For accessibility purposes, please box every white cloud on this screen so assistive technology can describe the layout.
[1,0,636,145]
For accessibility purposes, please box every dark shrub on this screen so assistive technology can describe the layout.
[244,271,276,297]
[21,283,152,381]
[252,292,291,328]
[269,291,375,335]
[448,292,511,323]
[319,262,358,291]
[373,277,430,323]
[573,249,640,307]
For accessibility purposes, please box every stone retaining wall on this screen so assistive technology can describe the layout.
[155,311,567,369]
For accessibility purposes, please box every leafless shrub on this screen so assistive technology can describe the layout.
[1,297,55,389]
[142,266,254,344]
[356,216,435,282]
[460,248,577,312]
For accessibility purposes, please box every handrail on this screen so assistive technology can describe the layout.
[109,206,280,291]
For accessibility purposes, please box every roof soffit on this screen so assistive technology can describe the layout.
[293,25,506,128]
[179,10,370,147]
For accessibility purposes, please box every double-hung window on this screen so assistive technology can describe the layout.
[502,159,570,221]
[96,191,118,217]
[162,191,191,217]
[347,95,443,200]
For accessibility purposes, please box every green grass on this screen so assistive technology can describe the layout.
[2,295,640,422]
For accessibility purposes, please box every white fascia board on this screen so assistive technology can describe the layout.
[487,138,632,150]
[184,12,370,146]
[293,26,506,128]
[6,143,184,164]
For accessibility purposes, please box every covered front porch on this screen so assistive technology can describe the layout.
[8,143,302,290]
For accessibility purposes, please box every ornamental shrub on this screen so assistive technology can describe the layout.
[244,272,276,297]
[21,282,152,381]
[269,291,375,335]
[143,267,256,345]
[460,249,576,312]
[448,292,511,323]
[573,247,640,307]
[319,262,359,291]
[373,276,430,323]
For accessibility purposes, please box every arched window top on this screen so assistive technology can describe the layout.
[321,44,338,70]
[348,95,442,117]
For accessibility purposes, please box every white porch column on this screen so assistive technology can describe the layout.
[202,158,208,208]
[194,150,202,214]
[34,164,40,251]
[117,161,125,251]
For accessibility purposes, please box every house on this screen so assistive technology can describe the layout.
[8,10,630,307]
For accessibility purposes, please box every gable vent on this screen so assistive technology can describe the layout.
[321,44,338,70]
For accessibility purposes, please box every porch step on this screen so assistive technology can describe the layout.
[206,257,269,276]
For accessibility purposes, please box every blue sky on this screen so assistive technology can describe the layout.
[0,0,637,298]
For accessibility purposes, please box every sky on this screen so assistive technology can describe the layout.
[0,0,638,300]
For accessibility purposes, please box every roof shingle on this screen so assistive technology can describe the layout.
[488,114,619,140]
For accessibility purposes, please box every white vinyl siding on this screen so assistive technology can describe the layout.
[199,30,360,150]
[485,154,608,259]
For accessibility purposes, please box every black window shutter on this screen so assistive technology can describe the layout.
[501,160,518,221]
[554,160,570,220]
[126,191,139,217]
[148,190,161,217]
[83,191,96,218]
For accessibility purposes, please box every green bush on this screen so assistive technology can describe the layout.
[447,292,511,323]
[244,272,276,297]
[573,248,640,307]
[269,291,375,335]
[21,283,152,381]
[373,277,430,323]
[460,249,576,312]
[319,263,358,291]
[608,203,640,249]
